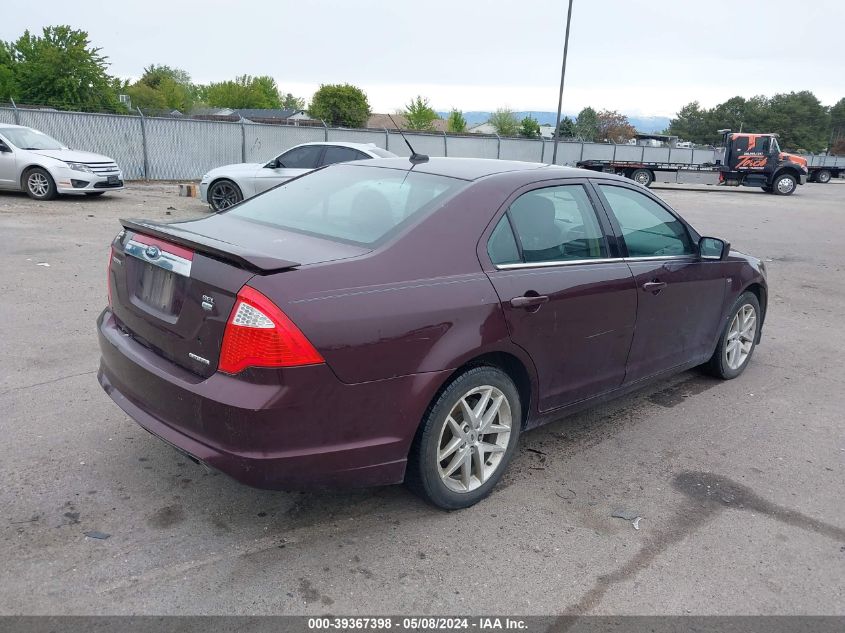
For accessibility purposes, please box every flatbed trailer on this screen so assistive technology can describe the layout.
[575,132,844,194]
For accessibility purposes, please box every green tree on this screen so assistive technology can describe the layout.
[668,101,713,143]
[281,92,305,110]
[203,74,281,109]
[403,95,438,131]
[446,109,467,134]
[308,83,371,128]
[489,108,519,136]
[765,91,829,152]
[10,26,123,111]
[519,115,541,138]
[0,41,14,102]
[128,64,194,112]
[126,82,167,111]
[596,110,636,143]
[830,98,845,153]
[574,107,599,142]
[555,116,576,138]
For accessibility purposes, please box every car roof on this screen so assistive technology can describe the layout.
[297,141,385,152]
[349,156,617,182]
[0,124,27,130]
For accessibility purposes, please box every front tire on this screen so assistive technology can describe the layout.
[208,179,243,212]
[406,366,522,510]
[815,169,831,184]
[24,168,57,200]
[703,291,761,380]
[772,173,797,195]
[630,168,654,187]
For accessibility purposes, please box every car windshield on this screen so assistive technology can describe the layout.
[0,127,65,150]
[227,164,463,245]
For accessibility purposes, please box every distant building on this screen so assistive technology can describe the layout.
[189,107,314,125]
[368,113,448,133]
[468,122,497,135]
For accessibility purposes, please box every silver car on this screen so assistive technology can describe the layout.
[200,142,397,211]
[0,124,124,200]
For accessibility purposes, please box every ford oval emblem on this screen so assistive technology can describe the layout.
[144,245,161,260]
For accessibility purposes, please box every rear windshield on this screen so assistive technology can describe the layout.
[227,164,463,245]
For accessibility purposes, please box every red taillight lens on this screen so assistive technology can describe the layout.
[107,246,114,308]
[218,286,324,374]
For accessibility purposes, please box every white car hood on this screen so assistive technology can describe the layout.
[205,163,264,178]
[31,149,116,163]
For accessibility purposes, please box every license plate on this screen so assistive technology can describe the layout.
[137,263,176,312]
[107,175,119,184]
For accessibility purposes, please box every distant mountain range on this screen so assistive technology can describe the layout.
[437,111,671,134]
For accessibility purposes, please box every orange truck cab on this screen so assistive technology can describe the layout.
[718,131,808,195]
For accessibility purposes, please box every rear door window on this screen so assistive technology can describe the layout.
[321,146,369,166]
[277,145,323,169]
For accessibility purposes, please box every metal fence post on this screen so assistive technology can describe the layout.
[10,98,20,124]
[579,142,584,163]
[240,118,246,163]
[540,139,546,163]
[136,107,149,180]
[496,134,501,159]
[384,128,389,151]
[443,132,448,157]
[322,120,328,142]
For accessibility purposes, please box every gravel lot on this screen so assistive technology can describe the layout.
[0,180,843,616]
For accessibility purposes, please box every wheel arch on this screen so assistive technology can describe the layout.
[771,166,802,183]
[742,281,767,335]
[19,163,54,189]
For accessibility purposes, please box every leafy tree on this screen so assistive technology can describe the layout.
[203,74,281,109]
[403,95,438,131]
[126,82,167,111]
[0,41,14,102]
[281,92,305,110]
[10,26,123,111]
[668,101,715,143]
[596,109,636,143]
[574,107,599,142]
[489,108,519,136]
[308,83,371,128]
[830,98,845,154]
[446,109,467,134]
[128,64,194,112]
[519,115,541,138]
[555,116,576,138]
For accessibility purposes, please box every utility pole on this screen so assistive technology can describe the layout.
[551,0,575,165]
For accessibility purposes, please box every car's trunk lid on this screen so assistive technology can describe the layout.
[109,216,369,378]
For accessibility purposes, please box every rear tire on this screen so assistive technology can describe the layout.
[208,179,243,212]
[405,366,522,510]
[24,168,57,200]
[702,291,761,380]
[815,169,831,184]
[772,173,797,195]
[630,168,654,187]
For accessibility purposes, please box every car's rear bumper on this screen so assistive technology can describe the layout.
[97,309,448,489]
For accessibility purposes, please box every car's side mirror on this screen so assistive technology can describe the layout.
[699,236,729,261]
[0,142,11,153]
[274,158,286,169]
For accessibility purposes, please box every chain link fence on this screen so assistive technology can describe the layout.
[3,105,844,180]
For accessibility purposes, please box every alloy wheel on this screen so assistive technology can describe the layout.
[210,182,241,210]
[724,304,756,370]
[28,172,50,198]
[437,385,512,493]
[776,176,795,194]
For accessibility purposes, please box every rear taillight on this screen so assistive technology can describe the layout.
[218,286,324,374]
[107,246,114,308]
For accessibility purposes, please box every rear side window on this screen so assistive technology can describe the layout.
[487,217,520,265]
[228,165,462,245]
[598,185,694,257]
[502,185,606,263]
[322,146,368,166]
[277,145,323,169]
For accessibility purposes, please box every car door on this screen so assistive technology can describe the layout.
[593,181,728,384]
[0,134,17,189]
[252,144,324,195]
[320,145,369,167]
[482,181,638,412]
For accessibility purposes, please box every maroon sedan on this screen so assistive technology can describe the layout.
[98,157,767,509]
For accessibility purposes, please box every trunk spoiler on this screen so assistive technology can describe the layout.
[120,218,301,274]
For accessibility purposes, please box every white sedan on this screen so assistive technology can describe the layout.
[0,124,124,200]
[200,142,397,211]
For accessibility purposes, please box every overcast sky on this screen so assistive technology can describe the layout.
[3,0,843,116]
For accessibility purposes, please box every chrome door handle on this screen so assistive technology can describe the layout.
[642,281,667,292]
[510,295,549,309]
